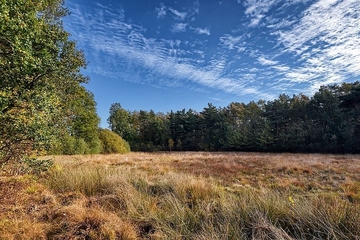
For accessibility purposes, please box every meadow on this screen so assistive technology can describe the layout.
[1,152,360,239]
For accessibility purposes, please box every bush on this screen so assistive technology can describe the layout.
[50,134,103,155]
[59,135,89,155]
[98,129,130,154]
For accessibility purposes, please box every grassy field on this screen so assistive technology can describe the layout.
[1,152,360,239]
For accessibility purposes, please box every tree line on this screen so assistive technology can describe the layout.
[108,82,360,154]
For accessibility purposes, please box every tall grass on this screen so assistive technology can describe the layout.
[43,162,360,239]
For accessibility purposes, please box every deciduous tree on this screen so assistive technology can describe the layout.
[0,0,94,162]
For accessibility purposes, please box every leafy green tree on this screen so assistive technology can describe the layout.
[51,86,102,155]
[0,0,89,162]
[108,105,169,151]
[107,103,140,150]
[108,103,132,139]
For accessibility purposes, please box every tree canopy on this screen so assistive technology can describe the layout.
[0,0,104,162]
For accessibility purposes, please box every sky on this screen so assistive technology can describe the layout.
[63,0,360,128]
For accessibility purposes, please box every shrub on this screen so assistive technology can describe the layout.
[98,129,130,154]
[50,134,103,155]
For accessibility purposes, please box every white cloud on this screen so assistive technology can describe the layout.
[285,71,317,83]
[64,4,271,99]
[169,7,187,20]
[275,0,360,91]
[266,17,297,29]
[193,0,200,14]
[193,27,210,35]
[219,34,245,51]
[155,3,167,18]
[65,0,360,103]
[243,0,279,27]
[156,3,199,21]
[258,56,278,66]
[209,97,223,102]
[271,65,290,72]
[171,23,188,33]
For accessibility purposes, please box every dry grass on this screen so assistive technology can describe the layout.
[0,152,359,239]
[47,152,360,194]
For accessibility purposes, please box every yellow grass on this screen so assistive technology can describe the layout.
[1,152,360,239]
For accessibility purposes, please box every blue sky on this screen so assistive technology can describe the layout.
[63,0,360,128]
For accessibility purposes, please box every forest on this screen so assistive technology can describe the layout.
[108,82,360,154]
